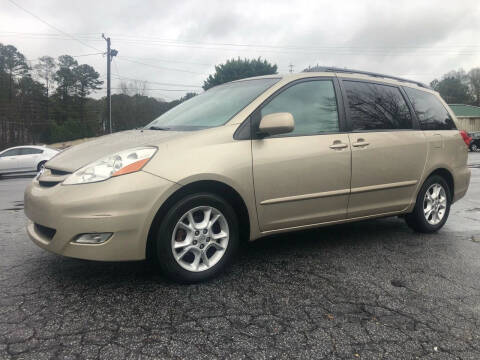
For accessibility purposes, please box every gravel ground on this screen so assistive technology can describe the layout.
[0,153,479,359]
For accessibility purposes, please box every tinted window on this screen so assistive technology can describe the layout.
[404,87,456,130]
[344,81,413,131]
[261,80,339,136]
[19,148,43,155]
[0,149,21,157]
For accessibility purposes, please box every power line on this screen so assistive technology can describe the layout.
[6,1,102,52]
[26,52,105,62]
[111,74,202,88]
[3,31,480,55]
[110,87,193,92]
[120,55,211,67]
[116,57,207,75]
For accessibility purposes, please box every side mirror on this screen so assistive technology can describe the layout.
[258,112,295,137]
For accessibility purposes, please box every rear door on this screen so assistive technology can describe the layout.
[340,79,427,218]
[252,78,352,231]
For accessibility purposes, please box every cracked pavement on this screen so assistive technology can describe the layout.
[0,153,479,359]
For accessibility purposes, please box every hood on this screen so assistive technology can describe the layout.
[46,129,187,172]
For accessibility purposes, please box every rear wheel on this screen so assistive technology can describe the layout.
[471,143,479,152]
[405,175,451,233]
[155,193,239,283]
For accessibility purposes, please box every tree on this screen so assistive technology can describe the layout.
[73,64,103,125]
[74,64,102,98]
[34,56,56,97]
[431,76,473,104]
[34,56,56,125]
[54,55,78,101]
[468,68,480,106]
[0,44,29,100]
[16,75,46,144]
[180,92,197,102]
[120,80,147,96]
[0,44,29,147]
[203,57,277,90]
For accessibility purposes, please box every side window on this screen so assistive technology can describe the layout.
[19,148,43,155]
[0,149,21,157]
[404,87,456,130]
[261,80,339,136]
[343,81,413,131]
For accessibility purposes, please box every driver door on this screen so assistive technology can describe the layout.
[252,79,351,232]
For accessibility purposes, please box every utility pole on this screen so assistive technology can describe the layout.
[289,63,294,73]
[102,34,117,133]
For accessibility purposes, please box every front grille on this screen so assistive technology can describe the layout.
[38,167,71,187]
[34,223,56,241]
[38,180,59,187]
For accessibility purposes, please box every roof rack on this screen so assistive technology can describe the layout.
[304,66,430,89]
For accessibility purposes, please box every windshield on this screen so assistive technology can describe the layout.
[145,78,280,131]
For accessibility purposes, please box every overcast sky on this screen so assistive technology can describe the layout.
[1,0,479,100]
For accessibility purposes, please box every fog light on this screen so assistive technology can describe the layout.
[72,233,112,244]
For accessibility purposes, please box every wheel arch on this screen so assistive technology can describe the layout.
[146,179,251,260]
[36,159,47,172]
[425,167,454,199]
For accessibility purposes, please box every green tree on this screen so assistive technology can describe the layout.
[73,64,102,125]
[54,55,78,101]
[16,75,46,144]
[0,44,29,147]
[0,44,29,100]
[431,76,473,104]
[203,57,277,90]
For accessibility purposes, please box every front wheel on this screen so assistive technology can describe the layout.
[155,193,239,283]
[471,143,479,152]
[405,175,451,233]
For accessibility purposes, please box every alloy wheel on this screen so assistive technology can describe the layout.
[171,206,229,272]
[423,183,447,225]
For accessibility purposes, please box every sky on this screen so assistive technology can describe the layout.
[1,0,480,101]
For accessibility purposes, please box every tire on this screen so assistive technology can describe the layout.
[37,161,46,172]
[405,175,451,233]
[155,193,239,283]
[471,143,479,152]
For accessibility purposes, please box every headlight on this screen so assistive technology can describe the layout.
[63,147,157,185]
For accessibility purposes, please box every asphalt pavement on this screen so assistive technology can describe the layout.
[0,153,479,359]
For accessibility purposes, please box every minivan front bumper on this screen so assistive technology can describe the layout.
[24,171,179,261]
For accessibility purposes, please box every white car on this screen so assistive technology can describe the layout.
[0,145,59,176]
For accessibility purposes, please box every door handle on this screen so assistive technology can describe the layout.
[352,139,370,147]
[329,142,348,150]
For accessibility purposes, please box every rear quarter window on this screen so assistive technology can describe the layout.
[20,148,44,155]
[403,87,456,130]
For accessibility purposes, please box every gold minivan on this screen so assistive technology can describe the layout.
[24,68,471,282]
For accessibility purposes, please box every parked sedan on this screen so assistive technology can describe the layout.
[0,145,59,176]
[469,132,480,152]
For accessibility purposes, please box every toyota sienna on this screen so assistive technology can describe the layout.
[24,68,471,282]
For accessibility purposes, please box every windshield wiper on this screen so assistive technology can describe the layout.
[147,126,171,131]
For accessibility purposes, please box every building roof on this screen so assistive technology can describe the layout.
[449,104,480,117]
